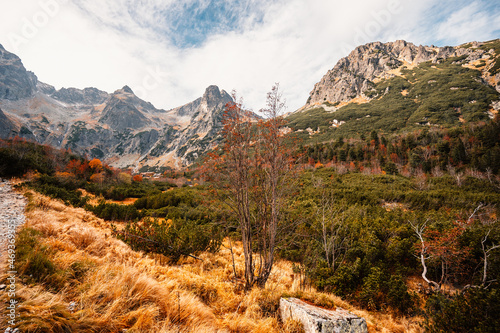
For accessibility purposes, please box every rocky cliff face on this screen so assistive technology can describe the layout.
[160,85,233,165]
[98,87,152,131]
[305,40,499,108]
[0,44,37,100]
[0,108,14,138]
[51,87,109,105]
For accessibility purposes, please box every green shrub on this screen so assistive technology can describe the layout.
[425,288,500,333]
[323,258,363,297]
[87,202,141,221]
[15,228,66,290]
[383,162,398,175]
[387,275,415,315]
[359,267,386,310]
[28,175,88,207]
[114,217,221,263]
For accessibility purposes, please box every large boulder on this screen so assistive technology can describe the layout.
[280,297,367,333]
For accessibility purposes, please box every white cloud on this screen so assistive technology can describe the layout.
[0,0,497,112]
[436,1,500,45]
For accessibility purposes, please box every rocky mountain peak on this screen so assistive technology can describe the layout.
[169,85,232,119]
[121,85,134,94]
[106,85,161,115]
[201,85,232,111]
[202,85,222,101]
[304,39,494,108]
[112,85,135,96]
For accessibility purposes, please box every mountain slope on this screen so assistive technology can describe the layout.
[0,108,14,138]
[287,39,500,141]
[304,39,500,108]
[98,87,153,131]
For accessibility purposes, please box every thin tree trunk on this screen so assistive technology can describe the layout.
[411,220,440,290]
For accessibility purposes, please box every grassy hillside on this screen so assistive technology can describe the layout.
[286,56,499,141]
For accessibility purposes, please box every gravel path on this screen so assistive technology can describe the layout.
[0,179,27,276]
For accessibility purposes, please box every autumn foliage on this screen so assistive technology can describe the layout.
[89,158,103,171]
[90,172,106,184]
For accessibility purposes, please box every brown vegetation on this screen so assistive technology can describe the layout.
[1,191,424,332]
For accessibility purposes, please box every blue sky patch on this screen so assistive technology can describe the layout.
[159,0,267,48]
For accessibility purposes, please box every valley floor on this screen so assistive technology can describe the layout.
[0,189,425,332]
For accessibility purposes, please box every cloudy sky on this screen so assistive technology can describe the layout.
[0,0,499,113]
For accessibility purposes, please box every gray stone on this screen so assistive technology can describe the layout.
[280,297,367,333]
[98,96,151,131]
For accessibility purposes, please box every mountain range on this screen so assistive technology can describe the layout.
[0,39,499,170]
[0,43,234,170]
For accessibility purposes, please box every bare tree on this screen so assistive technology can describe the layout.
[253,83,297,287]
[481,229,500,287]
[313,178,349,271]
[409,219,440,291]
[411,205,497,292]
[210,92,257,288]
[207,84,295,289]
[472,204,500,288]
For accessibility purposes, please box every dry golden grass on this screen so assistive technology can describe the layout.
[1,191,424,332]
[106,197,139,205]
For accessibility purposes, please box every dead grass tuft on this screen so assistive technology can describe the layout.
[67,227,97,249]
[282,318,305,333]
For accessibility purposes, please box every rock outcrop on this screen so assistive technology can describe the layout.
[280,298,367,333]
[0,108,14,138]
[159,85,234,165]
[51,86,109,105]
[0,44,37,100]
[169,85,232,118]
[305,40,497,108]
